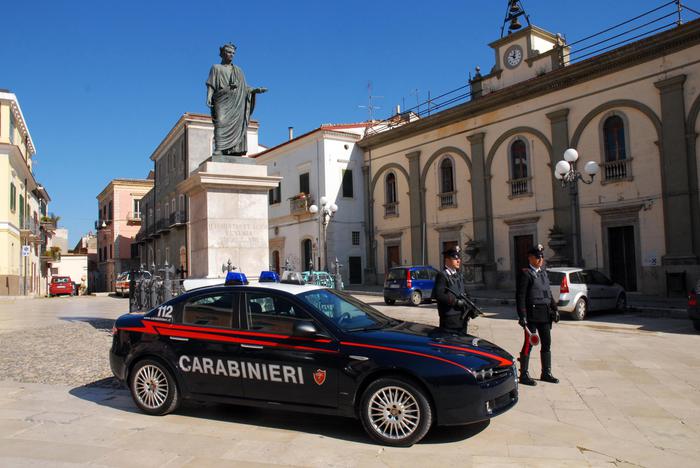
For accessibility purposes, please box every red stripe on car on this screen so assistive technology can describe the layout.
[341,341,470,372]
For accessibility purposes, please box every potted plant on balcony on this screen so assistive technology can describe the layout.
[40,214,59,230]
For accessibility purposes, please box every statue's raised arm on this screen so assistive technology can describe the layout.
[206,43,266,156]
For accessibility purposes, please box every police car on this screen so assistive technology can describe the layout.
[110,273,518,446]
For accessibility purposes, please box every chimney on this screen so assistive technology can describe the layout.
[288,127,294,141]
[395,104,401,115]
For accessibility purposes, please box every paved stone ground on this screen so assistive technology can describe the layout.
[0,295,699,467]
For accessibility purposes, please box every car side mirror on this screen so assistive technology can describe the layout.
[293,320,321,338]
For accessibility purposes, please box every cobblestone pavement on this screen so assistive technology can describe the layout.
[0,295,699,467]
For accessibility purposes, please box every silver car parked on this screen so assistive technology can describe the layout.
[547,268,626,320]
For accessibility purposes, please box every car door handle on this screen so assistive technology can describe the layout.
[169,336,189,342]
[241,344,264,349]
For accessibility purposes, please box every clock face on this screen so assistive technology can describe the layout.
[504,46,523,69]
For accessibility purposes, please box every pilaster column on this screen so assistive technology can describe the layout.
[361,164,376,283]
[546,108,575,263]
[405,151,423,264]
[467,133,492,264]
[655,75,697,264]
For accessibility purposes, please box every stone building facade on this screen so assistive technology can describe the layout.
[135,114,263,278]
[359,20,700,295]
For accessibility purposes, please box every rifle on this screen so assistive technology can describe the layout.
[445,286,484,321]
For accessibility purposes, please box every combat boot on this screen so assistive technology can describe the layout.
[518,353,537,386]
[540,351,559,384]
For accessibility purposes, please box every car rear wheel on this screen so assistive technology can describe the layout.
[693,320,700,331]
[359,377,432,447]
[129,359,180,416]
[572,298,587,321]
[409,291,422,306]
[384,297,396,305]
[615,293,627,312]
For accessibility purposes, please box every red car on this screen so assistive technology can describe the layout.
[49,276,75,297]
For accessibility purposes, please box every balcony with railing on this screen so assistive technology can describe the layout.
[40,217,57,231]
[289,193,313,216]
[127,211,142,224]
[600,158,632,184]
[95,219,112,231]
[20,218,41,240]
[156,217,170,234]
[170,210,187,227]
[508,177,532,198]
[384,202,398,217]
[438,191,457,209]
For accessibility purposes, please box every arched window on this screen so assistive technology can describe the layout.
[602,114,630,181]
[385,172,398,216]
[603,115,626,162]
[440,158,454,193]
[509,139,530,196]
[439,158,456,208]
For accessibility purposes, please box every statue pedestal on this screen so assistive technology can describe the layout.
[178,161,281,280]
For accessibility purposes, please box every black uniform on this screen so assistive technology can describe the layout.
[515,245,559,385]
[434,266,469,333]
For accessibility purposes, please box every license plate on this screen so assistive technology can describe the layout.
[389,284,400,289]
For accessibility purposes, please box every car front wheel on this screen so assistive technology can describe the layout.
[615,293,627,312]
[409,290,422,306]
[693,320,700,332]
[359,377,432,447]
[129,359,180,416]
[572,298,587,320]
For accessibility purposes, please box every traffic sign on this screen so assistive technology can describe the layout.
[21,245,31,257]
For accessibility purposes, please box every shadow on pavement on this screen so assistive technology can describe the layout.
[476,305,697,335]
[70,378,487,446]
[59,316,115,333]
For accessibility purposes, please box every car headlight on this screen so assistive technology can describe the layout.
[471,367,496,381]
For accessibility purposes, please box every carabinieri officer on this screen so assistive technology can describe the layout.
[515,244,559,386]
[433,247,471,334]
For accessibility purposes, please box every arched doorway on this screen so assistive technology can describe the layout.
[272,250,280,273]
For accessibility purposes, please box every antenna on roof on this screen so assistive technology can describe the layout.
[358,81,382,122]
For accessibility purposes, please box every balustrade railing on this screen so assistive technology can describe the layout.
[438,192,456,208]
[601,158,632,182]
[508,177,531,197]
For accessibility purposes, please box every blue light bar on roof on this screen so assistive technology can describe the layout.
[225,271,249,285]
[259,271,280,282]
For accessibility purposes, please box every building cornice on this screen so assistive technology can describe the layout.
[253,127,364,162]
[0,91,35,155]
[96,179,153,201]
[359,19,700,149]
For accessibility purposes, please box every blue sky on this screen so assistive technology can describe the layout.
[4,0,698,245]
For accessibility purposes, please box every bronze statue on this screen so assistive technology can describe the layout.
[206,43,267,156]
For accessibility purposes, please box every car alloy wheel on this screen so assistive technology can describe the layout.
[573,298,587,321]
[616,293,627,312]
[360,377,432,446]
[409,290,422,306]
[130,359,180,416]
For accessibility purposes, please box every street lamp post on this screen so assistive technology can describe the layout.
[309,196,338,271]
[553,148,599,267]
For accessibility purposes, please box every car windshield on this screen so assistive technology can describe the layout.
[298,289,397,332]
[386,269,406,281]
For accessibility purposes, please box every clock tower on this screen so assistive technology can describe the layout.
[470,1,569,97]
